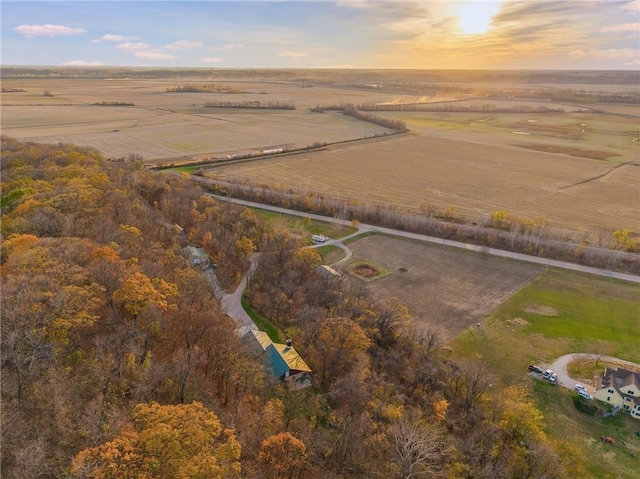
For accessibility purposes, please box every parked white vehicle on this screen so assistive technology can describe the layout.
[578,390,593,400]
[549,373,558,383]
[543,369,553,379]
[574,384,588,393]
[312,234,329,243]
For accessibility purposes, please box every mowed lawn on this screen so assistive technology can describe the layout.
[503,288,639,350]
[452,269,639,375]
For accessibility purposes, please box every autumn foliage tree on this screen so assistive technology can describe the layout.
[258,432,308,479]
[1,138,579,478]
[71,402,241,479]
[307,317,371,391]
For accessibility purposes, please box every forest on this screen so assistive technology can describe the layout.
[1,136,587,478]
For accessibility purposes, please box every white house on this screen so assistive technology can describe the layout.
[594,367,640,419]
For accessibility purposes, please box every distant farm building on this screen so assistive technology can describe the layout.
[243,330,311,389]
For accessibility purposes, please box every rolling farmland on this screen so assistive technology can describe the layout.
[2,72,638,237]
[0,78,402,161]
[206,131,639,235]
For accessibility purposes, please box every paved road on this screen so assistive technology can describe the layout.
[306,228,366,266]
[209,194,640,284]
[203,255,259,336]
[549,354,640,393]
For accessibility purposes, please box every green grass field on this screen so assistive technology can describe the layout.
[450,268,640,478]
[252,207,357,242]
[495,279,639,360]
[242,296,282,343]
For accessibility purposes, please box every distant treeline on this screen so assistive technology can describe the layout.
[93,101,134,106]
[3,67,639,87]
[341,82,640,105]
[357,103,566,113]
[486,88,640,104]
[313,103,408,132]
[204,101,295,110]
[167,84,247,94]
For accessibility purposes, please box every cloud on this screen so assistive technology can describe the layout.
[62,60,103,66]
[600,23,640,33]
[569,48,638,60]
[210,43,243,51]
[164,40,202,50]
[199,57,224,63]
[14,24,86,38]
[621,1,640,11]
[278,51,308,58]
[116,42,151,52]
[115,41,176,61]
[133,50,177,60]
[99,34,141,42]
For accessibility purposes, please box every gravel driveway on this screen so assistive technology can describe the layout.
[548,354,640,393]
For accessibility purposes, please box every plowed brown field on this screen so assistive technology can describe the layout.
[207,133,639,235]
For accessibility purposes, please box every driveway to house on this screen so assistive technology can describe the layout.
[549,354,640,393]
[306,227,370,266]
[204,255,259,337]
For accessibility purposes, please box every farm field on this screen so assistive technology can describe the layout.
[3,73,638,237]
[0,78,407,161]
[387,109,640,161]
[341,234,543,340]
[207,131,639,235]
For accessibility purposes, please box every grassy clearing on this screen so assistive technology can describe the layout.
[343,231,376,245]
[494,280,639,360]
[451,268,639,377]
[242,296,282,343]
[252,207,357,240]
[168,165,202,173]
[315,244,344,263]
[450,268,640,478]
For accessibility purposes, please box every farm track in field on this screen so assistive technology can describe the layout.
[557,161,640,190]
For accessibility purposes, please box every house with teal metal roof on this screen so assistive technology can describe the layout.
[243,330,312,389]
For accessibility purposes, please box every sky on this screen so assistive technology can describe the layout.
[1,0,639,69]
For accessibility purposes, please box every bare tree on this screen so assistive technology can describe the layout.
[392,413,449,479]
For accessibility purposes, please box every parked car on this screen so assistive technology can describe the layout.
[543,369,553,379]
[578,390,593,400]
[312,234,329,244]
[549,373,558,383]
[574,384,588,393]
[528,365,544,374]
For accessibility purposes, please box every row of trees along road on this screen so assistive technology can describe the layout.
[2,136,587,478]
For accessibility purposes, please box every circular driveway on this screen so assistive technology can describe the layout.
[549,353,640,393]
